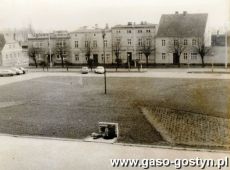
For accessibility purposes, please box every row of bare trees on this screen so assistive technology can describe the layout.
[29,37,211,70]
[28,40,71,70]
[113,39,155,71]
[168,37,210,68]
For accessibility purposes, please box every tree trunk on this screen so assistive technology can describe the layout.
[201,56,205,68]
[61,56,64,68]
[34,59,38,68]
[178,55,180,68]
[146,56,149,68]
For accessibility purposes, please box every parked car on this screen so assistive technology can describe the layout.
[81,66,89,74]
[94,66,105,74]
[10,67,23,75]
[0,69,14,77]
[18,67,27,74]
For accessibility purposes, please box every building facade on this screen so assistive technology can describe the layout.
[28,31,70,66]
[156,11,211,66]
[111,22,157,67]
[69,26,112,65]
[0,34,29,67]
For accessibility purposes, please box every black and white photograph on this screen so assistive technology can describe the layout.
[0,0,230,169]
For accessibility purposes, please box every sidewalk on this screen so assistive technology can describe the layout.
[0,135,229,170]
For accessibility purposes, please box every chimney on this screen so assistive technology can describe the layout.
[183,11,187,16]
[175,11,179,15]
[105,23,109,29]
[128,22,132,26]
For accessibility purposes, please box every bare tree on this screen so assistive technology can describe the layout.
[113,42,122,71]
[168,39,187,67]
[85,40,94,71]
[54,40,71,68]
[140,39,155,68]
[28,45,44,68]
[193,37,211,67]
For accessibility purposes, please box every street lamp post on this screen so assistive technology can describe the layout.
[102,29,107,94]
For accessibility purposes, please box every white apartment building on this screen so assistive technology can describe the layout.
[0,34,29,67]
[156,11,211,65]
[111,22,157,67]
[27,31,70,65]
[69,26,112,65]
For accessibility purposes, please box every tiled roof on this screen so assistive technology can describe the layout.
[156,13,208,37]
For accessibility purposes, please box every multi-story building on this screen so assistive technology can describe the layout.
[0,34,29,67]
[111,22,157,67]
[69,26,112,65]
[27,31,70,66]
[156,11,211,65]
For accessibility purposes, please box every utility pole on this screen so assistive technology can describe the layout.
[102,29,107,94]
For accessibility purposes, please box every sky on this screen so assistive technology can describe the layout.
[0,0,229,32]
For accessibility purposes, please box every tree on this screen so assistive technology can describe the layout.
[193,37,211,67]
[28,46,43,68]
[113,42,122,71]
[40,53,49,71]
[140,39,155,68]
[54,40,70,68]
[85,41,94,71]
[168,39,187,68]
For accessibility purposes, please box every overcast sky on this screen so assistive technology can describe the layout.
[0,0,229,32]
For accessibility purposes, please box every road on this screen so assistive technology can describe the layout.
[1,68,230,87]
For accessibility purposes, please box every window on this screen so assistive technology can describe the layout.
[75,34,77,37]
[117,38,121,44]
[93,40,97,48]
[128,39,132,45]
[184,53,188,60]
[174,40,178,46]
[116,30,120,33]
[146,39,151,46]
[40,42,43,47]
[162,53,166,60]
[146,30,151,33]
[184,39,188,45]
[127,30,132,34]
[139,52,143,60]
[94,33,96,36]
[192,39,196,46]
[75,41,78,48]
[191,53,197,60]
[138,39,143,46]
[162,40,166,46]
[75,54,79,61]
[104,40,108,47]
[138,30,142,33]
[85,41,89,47]
[106,54,110,61]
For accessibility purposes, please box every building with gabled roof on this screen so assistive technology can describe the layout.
[0,34,29,67]
[155,11,211,66]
